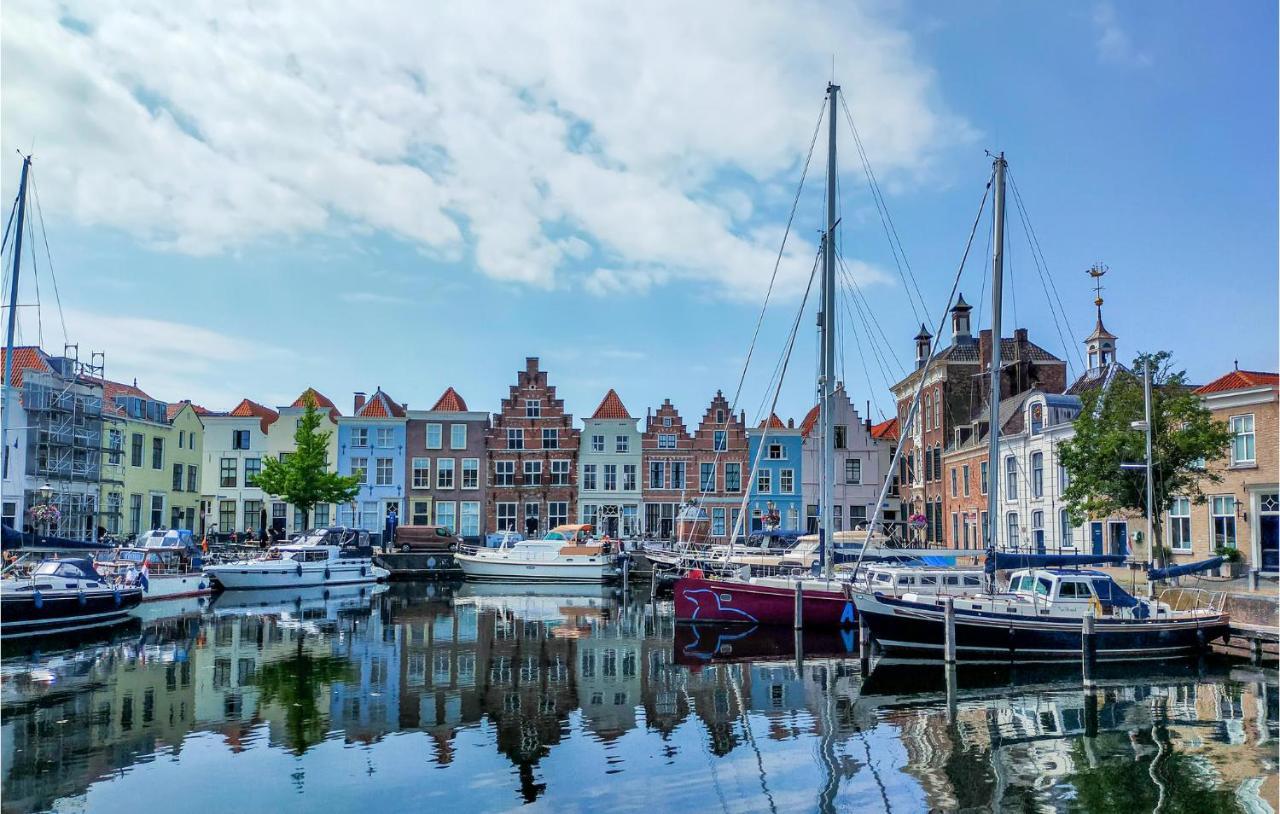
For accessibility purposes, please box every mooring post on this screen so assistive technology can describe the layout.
[622,555,630,593]
[1251,635,1263,664]
[794,579,804,630]
[1082,611,1098,690]
[944,661,958,724]
[1249,568,1259,591]
[943,597,956,663]
[794,626,805,675]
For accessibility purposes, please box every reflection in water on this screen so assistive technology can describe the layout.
[1,582,1275,813]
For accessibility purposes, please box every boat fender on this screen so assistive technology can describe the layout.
[427,557,437,569]
[689,569,704,579]
[325,567,331,580]
[78,591,87,606]
[114,589,122,606]
[199,581,207,591]
[323,589,330,600]
[296,564,303,578]
[32,591,43,609]
[1196,628,1206,647]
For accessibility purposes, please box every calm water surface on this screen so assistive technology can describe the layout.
[2,582,1276,813]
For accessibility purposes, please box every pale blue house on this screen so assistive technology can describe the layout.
[745,415,804,533]
[336,388,408,537]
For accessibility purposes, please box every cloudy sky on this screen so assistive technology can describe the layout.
[2,1,1275,423]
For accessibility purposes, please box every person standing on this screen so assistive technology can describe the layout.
[384,506,399,553]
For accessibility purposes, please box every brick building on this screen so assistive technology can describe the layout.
[405,387,489,539]
[485,358,579,536]
[640,399,694,539]
[689,392,748,541]
[891,295,1067,546]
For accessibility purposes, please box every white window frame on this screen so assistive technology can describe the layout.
[494,460,514,487]
[425,423,443,450]
[1169,497,1192,551]
[351,456,368,484]
[523,460,542,484]
[525,399,542,418]
[583,464,597,491]
[352,427,369,448]
[375,457,394,486]
[779,469,794,494]
[451,424,467,450]
[615,435,629,453]
[436,458,455,489]
[462,458,479,490]
[1211,495,1236,548]
[376,427,394,448]
[506,428,524,450]
[756,469,771,494]
[658,433,676,450]
[550,459,571,486]
[591,434,605,452]
[1229,414,1255,465]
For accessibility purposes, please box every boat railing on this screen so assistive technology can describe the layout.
[1156,586,1226,615]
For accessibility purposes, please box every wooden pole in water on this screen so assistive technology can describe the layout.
[943,597,957,663]
[794,579,804,630]
[1082,611,1098,689]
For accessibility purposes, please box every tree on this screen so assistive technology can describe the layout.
[254,394,360,530]
[1058,351,1231,566]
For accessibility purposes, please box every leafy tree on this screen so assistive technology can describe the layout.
[254,394,360,530]
[252,639,354,754]
[1058,352,1231,566]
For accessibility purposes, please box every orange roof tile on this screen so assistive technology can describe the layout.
[591,389,631,419]
[355,388,406,418]
[0,346,53,389]
[166,400,212,421]
[1194,369,1280,395]
[228,398,280,432]
[871,417,899,441]
[799,404,820,437]
[431,386,468,412]
[757,413,786,430]
[291,387,340,413]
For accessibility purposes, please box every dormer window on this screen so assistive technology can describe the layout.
[1030,403,1044,436]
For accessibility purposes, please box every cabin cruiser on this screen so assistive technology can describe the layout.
[853,567,1230,662]
[95,528,213,600]
[203,527,389,590]
[1,557,144,638]
[455,524,622,583]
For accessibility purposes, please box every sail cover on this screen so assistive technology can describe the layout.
[1147,556,1225,581]
[985,550,1127,575]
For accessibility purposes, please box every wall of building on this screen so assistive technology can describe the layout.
[404,409,488,538]
[578,416,642,537]
[747,425,803,533]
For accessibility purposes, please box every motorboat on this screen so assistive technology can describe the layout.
[455,524,622,583]
[853,567,1230,662]
[1,557,143,638]
[95,528,213,600]
[203,527,389,590]
[210,582,388,629]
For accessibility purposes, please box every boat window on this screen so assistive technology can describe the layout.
[920,575,937,586]
[872,572,891,583]
[289,552,308,562]
[944,575,958,585]
[896,576,911,586]
[964,576,981,587]
[1035,578,1052,597]
[1058,582,1079,598]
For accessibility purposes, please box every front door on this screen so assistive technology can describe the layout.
[1090,522,1104,556]
[1259,492,1279,572]
[1108,521,1128,556]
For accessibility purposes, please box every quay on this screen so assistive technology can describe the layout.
[373,552,463,580]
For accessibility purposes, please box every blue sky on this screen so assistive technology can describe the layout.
[2,0,1275,425]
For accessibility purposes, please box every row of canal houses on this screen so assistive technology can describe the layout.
[198,357,900,542]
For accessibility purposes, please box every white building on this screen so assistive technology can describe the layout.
[577,390,642,537]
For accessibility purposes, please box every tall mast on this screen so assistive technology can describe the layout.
[2,154,32,479]
[1143,359,1154,566]
[820,83,839,577]
[986,152,1006,550]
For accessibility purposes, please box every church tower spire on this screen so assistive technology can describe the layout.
[1084,264,1118,371]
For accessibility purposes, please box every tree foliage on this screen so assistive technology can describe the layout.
[254,394,360,528]
[1057,352,1231,564]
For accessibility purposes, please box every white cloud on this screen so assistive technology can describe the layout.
[1,1,972,301]
[1092,2,1152,67]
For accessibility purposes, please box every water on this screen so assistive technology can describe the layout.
[2,583,1275,813]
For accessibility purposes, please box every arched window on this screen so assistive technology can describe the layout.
[933,388,942,429]
[923,397,932,433]
[1031,452,1044,498]
[1005,456,1018,500]
[1030,402,1044,435]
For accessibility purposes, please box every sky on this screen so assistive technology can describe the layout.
[1,0,1275,426]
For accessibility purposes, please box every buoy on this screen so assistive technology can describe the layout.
[689,569,704,579]
[32,591,43,609]
[296,564,303,577]
[78,591,87,606]
[114,589,122,606]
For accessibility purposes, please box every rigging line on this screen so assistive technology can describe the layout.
[838,277,886,420]
[26,194,42,348]
[835,251,896,400]
[29,170,69,346]
[1009,187,1076,380]
[835,244,907,378]
[0,177,19,256]
[974,206,992,336]
[839,93,930,321]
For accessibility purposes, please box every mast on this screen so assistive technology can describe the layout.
[820,83,838,577]
[1142,359,1154,566]
[986,152,1006,550]
[2,154,32,482]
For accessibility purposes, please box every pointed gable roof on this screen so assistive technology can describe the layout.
[1195,369,1280,395]
[290,387,341,421]
[166,400,212,421]
[757,413,786,430]
[229,398,279,433]
[0,346,54,389]
[871,417,899,441]
[355,388,406,418]
[591,389,631,419]
[799,404,821,438]
[431,386,468,412]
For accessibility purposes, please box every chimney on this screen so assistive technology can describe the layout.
[979,329,993,369]
[787,418,795,429]
[914,324,933,370]
[353,391,367,413]
[1014,327,1028,344]
[525,357,539,375]
[950,293,972,342]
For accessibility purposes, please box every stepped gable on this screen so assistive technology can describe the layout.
[355,388,407,418]
[643,399,692,443]
[229,398,280,433]
[431,386,468,412]
[591,389,632,420]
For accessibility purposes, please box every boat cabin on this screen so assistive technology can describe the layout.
[17,558,109,591]
[1007,569,1149,618]
[864,563,986,595]
[547,524,593,544]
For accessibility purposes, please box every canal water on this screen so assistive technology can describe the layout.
[2,582,1275,813]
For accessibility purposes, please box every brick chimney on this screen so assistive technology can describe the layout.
[525,357,539,375]
[979,329,993,369]
[353,391,367,413]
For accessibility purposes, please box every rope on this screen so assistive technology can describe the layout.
[29,170,69,347]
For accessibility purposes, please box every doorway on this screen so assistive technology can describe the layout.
[599,505,619,538]
[1090,522,1104,556]
[1108,520,1128,556]
[1258,492,1278,572]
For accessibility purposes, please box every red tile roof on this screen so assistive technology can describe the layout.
[431,386,468,412]
[166,400,212,421]
[758,413,786,430]
[356,388,406,418]
[871,417,899,441]
[229,398,280,432]
[0,346,53,389]
[291,387,340,413]
[1194,369,1280,395]
[591,389,632,419]
[799,404,820,438]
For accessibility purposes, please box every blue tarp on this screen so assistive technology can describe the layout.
[1089,576,1149,618]
[920,556,956,567]
[1,525,112,551]
[985,550,1127,575]
[1148,556,1224,581]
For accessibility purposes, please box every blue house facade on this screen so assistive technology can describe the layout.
[335,388,408,538]
[745,416,804,533]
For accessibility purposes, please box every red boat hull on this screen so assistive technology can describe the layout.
[672,576,857,627]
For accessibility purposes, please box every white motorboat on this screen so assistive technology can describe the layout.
[455,524,621,583]
[203,527,389,590]
[96,529,214,600]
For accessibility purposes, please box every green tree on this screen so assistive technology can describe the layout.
[1058,351,1231,566]
[254,394,360,530]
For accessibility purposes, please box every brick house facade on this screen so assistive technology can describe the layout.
[689,392,748,541]
[640,399,694,540]
[485,358,580,536]
[405,387,489,539]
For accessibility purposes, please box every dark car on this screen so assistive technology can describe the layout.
[393,524,460,553]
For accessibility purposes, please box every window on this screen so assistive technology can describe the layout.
[713,430,727,451]
[150,494,164,529]
[924,447,933,482]
[412,458,431,488]
[506,428,524,450]
[980,511,989,545]
[520,399,539,419]
[649,461,665,489]
[962,464,970,497]
[700,462,715,492]
[352,427,370,447]
[217,499,235,533]
[622,464,636,491]
[375,457,394,486]
[313,503,329,527]
[834,425,847,449]
[551,460,570,486]
[412,500,431,525]
[949,467,957,497]
[615,435,629,453]
[1169,497,1191,551]
[1211,496,1236,547]
[850,505,867,527]
[662,416,672,427]
[462,459,479,489]
[582,504,599,528]
[1031,452,1044,498]
[756,469,771,494]
[450,424,466,449]
[425,423,442,449]
[980,460,989,495]
[1031,510,1044,547]
[844,458,861,485]
[670,462,686,490]
[924,399,932,433]
[780,469,794,494]
[173,463,184,491]
[542,428,558,449]
[933,447,942,483]
[1005,456,1018,500]
[494,460,514,486]
[376,427,394,447]
[437,458,455,489]
[952,512,959,546]
[1006,512,1019,546]
[178,430,185,448]
[711,507,726,537]
[187,465,198,493]
[602,464,617,491]
[1060,509,1073,548]
[496,502,517,531]
[131,433,144,467]
[658,433,676,449]
[1230,415,1255,465]
[232,430,251,450]
[767,443,784,460]
[220,458,237,488]
[435,501,456,532]
[725,463,741,493]
[1030,403,1044,435]
[523,460,542,485]
[583,464,598,490]
[548,502,568,527]
[591,434,604,452]
[1058,461,1069,492]
[351,457,368,483]
[243,500,262,530]
[716,408,726,424]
